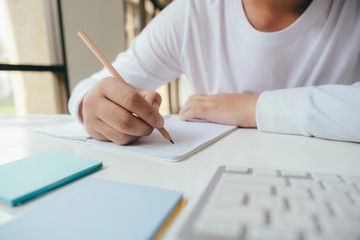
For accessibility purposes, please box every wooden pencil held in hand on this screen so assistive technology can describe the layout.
[77,30,174,144]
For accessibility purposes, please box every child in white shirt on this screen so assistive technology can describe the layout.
[69,0,360,145]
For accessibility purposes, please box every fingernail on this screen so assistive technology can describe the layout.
[155,117,164,128]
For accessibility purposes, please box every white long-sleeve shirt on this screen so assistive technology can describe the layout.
[69,0,360,142]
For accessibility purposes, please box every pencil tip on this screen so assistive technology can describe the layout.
[170,140,174,144]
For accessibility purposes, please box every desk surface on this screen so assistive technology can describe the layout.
[1,114,360,239]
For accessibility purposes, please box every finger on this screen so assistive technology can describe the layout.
[97,121,139,145]
[82,104,110,142]
[82,80,154,142]
[101,78,164,128]
[179,95,209,121]
[90,117,140,145]
[84,122,108,141]
[179,106,204,121]
[95,97,154,136]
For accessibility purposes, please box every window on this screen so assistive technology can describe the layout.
[0,0,68,114]
[0,0,181,115]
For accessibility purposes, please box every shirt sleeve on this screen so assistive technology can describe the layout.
[256,82,360,143]
[68,0,187,121]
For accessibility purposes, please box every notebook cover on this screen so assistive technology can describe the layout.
[0,151,102,207]
[0,178,183,240]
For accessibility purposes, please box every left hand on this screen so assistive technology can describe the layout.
[179,93,260,127]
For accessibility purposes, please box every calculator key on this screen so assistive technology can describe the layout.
[193,217,242,238]
[321,181,357,193]
[281,170,308,178]
[287,199,332,216]
[200,205,266,225]
[208,190,245,206]
[311,189,353,204]
[252,168,278,177]
[179,167,360,240]
[221,173,286,187]
[225,166,250,173]
[342,175,360,185]
[311,173,342,183]
[289,178,323,190]
[330,203,360,220]
[217,182,273,195]
[269,211,317,232]
[246,225,300,240]
[276,186,311,200]
[248,195,286,210]
[318,217,360,236]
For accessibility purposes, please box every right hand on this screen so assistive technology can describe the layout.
[80,77,164,145]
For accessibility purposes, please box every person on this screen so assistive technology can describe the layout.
[69,0,360,145]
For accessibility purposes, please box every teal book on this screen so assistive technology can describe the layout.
[0,151,102,207]
[0,178,183,240]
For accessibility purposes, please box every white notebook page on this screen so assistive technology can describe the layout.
[35,115,237,161]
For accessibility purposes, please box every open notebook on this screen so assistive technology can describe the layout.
[34,115,237,161]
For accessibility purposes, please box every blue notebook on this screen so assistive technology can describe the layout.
[0,151,102,207]
[0,178,183,240]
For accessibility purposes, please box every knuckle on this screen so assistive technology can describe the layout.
[187,95,201,105]
[141,110,159,126]
[189,94,204,100]
[99,77,121,94]
[99,77,113,86]
[124,90,140,107]
[152,91,161,99]
[188,95,197,101]
[96,78,108,92]
[142,107,156,118]
[145,91,161,104]
[197,105,208,113]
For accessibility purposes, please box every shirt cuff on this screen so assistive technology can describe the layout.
[256,87,311,137]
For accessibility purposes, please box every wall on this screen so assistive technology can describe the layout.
[4,0,67,114]
[60,0,127,92]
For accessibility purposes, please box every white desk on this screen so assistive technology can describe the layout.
[1,114,360,239]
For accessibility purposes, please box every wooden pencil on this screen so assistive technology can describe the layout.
[77,30,174,144]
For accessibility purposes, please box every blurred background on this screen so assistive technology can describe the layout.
[0,0,191,115]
